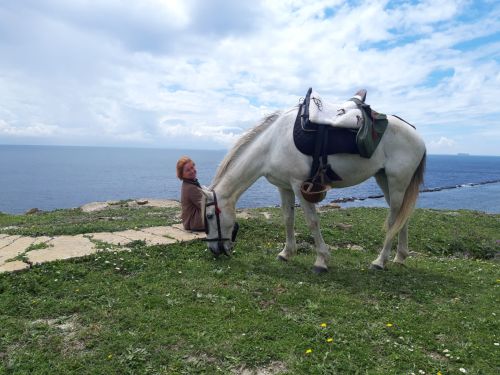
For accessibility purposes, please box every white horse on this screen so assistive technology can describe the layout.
[201,91,426,272]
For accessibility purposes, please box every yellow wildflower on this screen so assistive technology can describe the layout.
[305,349,313,354]
[107,354,113,360]
[326,338,333,343]
[386,323,393,327]
[320,323,327,328]
[437,371,443,375]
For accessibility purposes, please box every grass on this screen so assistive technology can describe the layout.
[0,206,499,374]
[0,205,180,236]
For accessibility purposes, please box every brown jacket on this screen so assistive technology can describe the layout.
[181,180,204,231]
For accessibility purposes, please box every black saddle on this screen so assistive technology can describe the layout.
[293,111,360,156]
[293,88,360,183]
[293,88,391,184]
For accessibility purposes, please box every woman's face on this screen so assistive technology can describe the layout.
[182,161,197,180]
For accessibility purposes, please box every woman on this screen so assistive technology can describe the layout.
[176,156,204,231]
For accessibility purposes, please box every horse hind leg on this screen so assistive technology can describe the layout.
[372,172,410,269]
[277,187,297,262]
[371,186,405,270]
[372,159,423,270]
[371,172,394,269]
[394,221,409,265]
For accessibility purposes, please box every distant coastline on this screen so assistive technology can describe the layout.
[330,179,500,204]
[1,146,500,214]
[1,144,500,157]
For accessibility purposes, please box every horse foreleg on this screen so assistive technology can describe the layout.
[296,195,330,273]
[277,188,296,262]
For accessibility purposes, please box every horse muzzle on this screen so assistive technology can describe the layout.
[211,241,232,257]
[202,222,239,258]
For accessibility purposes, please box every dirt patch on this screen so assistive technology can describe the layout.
[184,352,219,366]
[31,315,79,334]
[232,361,287,375]
[427,351,449,362]
[30,315,87,354]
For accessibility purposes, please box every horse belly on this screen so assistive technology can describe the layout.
[327,153,384,188]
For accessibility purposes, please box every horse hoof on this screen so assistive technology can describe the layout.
[312,266,328,274]
[277,255,288,262]
[369,263,386,271]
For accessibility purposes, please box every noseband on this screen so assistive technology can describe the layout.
[202,190,238,256]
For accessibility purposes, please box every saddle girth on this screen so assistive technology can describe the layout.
[297,88,342,184]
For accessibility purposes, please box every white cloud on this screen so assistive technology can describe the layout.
[429,136,457,148]
[0,0,499,154]
[0,119,61,137]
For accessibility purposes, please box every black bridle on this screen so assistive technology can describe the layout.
[202,190,239,257]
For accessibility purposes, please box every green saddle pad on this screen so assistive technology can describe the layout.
[352,99,388,158]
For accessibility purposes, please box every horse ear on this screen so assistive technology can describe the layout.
[354,89,367,103]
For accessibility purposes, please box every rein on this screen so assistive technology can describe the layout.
[202,190,233,256]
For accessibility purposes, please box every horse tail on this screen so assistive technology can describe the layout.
[386,151,426,239]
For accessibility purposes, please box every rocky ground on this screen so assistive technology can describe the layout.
[0,199,205,273]
[0,199,275,274]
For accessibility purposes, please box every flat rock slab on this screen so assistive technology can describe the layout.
[140,226,173,237]
[89,232,131,246]
[26,235,97,264]
[134,199,180,209]
[138,233,177,246]
[0,224,205,272]
[114,229,178,246]
[80,202,110,212]
[89,230,176,246]
[170,224,206,241]
[32,236,53,245]
[0,236,37,264]
[142,225,205,242]
[116,229,157,242]
[0,260,30,273]
[0,235,21,249]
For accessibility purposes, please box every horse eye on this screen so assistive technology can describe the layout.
[206,213,214,220]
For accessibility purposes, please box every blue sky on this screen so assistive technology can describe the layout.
[0,0,499,155]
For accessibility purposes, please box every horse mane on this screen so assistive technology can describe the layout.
[211,111,281,187]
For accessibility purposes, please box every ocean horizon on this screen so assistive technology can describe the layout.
[1,144,499,215]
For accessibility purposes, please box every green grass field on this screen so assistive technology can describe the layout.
[1,206,498,374]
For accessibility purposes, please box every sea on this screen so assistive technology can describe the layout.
[1,145,499,215]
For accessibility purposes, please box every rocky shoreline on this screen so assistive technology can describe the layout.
[18,199,181,215]
[329,179,500,204]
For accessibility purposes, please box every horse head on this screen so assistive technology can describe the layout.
[201,188,239,257]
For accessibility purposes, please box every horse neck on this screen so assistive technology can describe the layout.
[213,139,269,209]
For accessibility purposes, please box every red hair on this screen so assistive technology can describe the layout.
[176,156,193,180]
